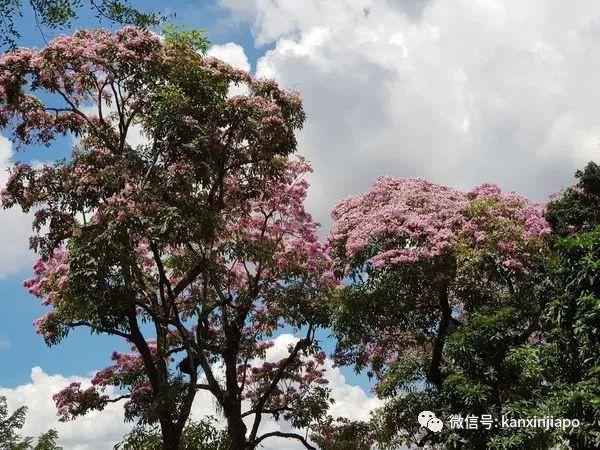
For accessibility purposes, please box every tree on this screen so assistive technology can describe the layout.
[328,177,553,449]
[115,417,228,450]
[545,161,600,237]
[0,395,61,450]
[310,417,374,450]
[541,162,600,449]
[0,0,161,49]
[0,27,336,450]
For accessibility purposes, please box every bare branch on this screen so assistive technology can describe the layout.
[105,394,130,404]
[69,321,132,340]
[253,431,316,450]
[241,407,294,419]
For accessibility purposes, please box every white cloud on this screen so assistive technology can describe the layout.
[0,135,36,279]
[0,335,379,449]
[0,367,132,450]
[220,0,600,231]
[0,337,9,350]
[208,42,252,72]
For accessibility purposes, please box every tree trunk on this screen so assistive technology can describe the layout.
[428,285,451,388]
[161,421,182,450]
[225,404,249,450]
[163,438,182,450]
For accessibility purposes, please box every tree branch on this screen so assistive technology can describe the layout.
[248,325,314,442]
[173,259,208,298]
[105,394,130,403]
[69,321,132,340]
[253,431,316,450]
[241,407,294,419]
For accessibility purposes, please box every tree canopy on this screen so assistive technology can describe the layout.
[0,27,335,450]
[327,177,558,449]
[320,167,600,450]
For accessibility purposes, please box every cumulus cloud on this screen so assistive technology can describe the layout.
[0,135,36,278]
[0,367,132,450]
[0,334,379,449]
[219,0,600,231]
[208,42,252,72]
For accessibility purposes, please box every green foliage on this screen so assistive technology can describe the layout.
[546,161,600,237]
[114,418,228,450]
[334,257,557,448]
[0,0,162,49]
[541,226,600,449]
[311,417,375,450]
[0,395,27,448]
[162,25,209,53]
[370,390,438,449]
[288,386,335,429]
[31,430,61,450]
[0,396,61,450]
[541,163,600,449]
[375,356,426,398]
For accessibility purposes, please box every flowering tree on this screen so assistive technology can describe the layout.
[0,28,336,450]
[328,177,552,448]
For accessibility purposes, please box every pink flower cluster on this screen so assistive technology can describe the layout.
[54,340,161,421]
[53,382,109,422]
[222,158,338,296]
[329,177,550,274]
[22,248,69,341]
[23,247,69,301]
[92,340,159,386]
[330,177,467,269]
[466,183,550,239]
[0,27,163,145]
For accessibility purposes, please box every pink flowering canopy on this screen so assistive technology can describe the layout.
[328,176,551,389]
[1,27,335,450]
[330,177,549,274]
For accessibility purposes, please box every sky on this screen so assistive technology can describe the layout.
[1,0,600,448]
